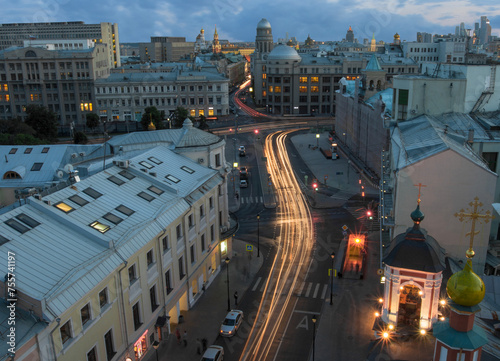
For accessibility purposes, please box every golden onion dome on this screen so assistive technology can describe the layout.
[201,28,204,34]
[148,120,156,131]
[446,259,485,307]
[394,33,400,39]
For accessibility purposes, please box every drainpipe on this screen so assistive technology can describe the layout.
[112,240,130,360]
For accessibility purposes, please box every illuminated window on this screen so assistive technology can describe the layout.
[274,86,281,93]
[300,77,308,83]
[262,90,266,97]
[311,86,319,93]
[262,74,267,79]
[299,86,308,93]
[54,202,74,213]
[190,109,196,116]
[268,86,273,93]
[2,84,7,91]
[5,94,9,102]
[311,77,319,83]
[90,221,111,233]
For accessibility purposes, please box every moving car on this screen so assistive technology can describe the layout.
[220,310,244,337]
[201,345,224,361]
[240,166,248,179]
[240,179,248,188]
[239,146,246,157]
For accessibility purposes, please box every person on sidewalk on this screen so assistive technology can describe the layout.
[234,291,238,306]
[175,328,181,345]
[183,330,188,347]
[196,338,202,354]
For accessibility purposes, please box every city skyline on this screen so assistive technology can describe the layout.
[2,0,500,44]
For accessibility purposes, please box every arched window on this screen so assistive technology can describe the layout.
[25,50,37,57]
[3,171,21,179]
[369,80,374,90]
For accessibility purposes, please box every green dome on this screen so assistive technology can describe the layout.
[411,204,425,224]
[446,259,485,307]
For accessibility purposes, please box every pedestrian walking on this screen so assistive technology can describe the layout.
[234,291,238,306]
[175,328,181,345]
[196,338,202,354]
[202,337,208,351]
[183,330,188,347]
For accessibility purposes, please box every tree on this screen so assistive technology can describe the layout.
[86,113,100,133]
[172,106,190,128]
[73,131,88,144]
[140,106,165,131]
[198,115,209,130]
[24,105,58,141]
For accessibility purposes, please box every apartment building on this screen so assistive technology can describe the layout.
[0,21,120,68]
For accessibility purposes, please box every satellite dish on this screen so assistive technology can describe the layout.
[63,164,74,173]
[56,170,64,178]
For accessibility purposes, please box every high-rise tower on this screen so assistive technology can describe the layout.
[212,25,221,54]
[346,26,354,42]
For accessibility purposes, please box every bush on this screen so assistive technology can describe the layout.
[73,131,88,144]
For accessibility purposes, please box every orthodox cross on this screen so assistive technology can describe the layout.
[413,183,427,204]
[454,197,494,258]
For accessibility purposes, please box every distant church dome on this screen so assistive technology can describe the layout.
[447,258,485,307]
[267,44,301,61]
[257,18,272,29]
[394,33,400,40]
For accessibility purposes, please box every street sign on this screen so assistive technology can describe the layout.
[342,230,347,236]
[342,225,348,231]
[268,182,272,186]
[328,268,337,277]
[377,268,384,276]
[246,244,253,252]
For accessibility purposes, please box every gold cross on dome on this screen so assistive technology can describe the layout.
[413,183,427,204]
[455,197,494,258]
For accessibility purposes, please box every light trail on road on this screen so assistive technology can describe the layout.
[239,130,315,361]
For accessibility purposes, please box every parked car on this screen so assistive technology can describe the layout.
[220,310,244,337]
[240,166,248,178]
[239,146,246,157]
[201,345,224,361]
[240,179,248,188]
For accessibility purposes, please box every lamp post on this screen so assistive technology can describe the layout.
[312,315,317,361]
[316,133,320,147]
[257,214,260,257]
[225,257,230,311]
[152,341,159,361]
[330,251,336,305]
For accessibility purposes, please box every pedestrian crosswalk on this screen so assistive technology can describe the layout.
[241,196,264,204]
[345,206,380,231]
[251,277,330,300]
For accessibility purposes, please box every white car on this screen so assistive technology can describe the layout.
[240,179,248,188]
[220,310,244,337]
[201,345,224,361]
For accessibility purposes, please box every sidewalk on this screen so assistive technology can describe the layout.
[143,239,263,361]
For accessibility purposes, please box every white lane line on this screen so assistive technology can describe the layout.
[305,282,313,297]
[252,277,262,292]
[312,283,320,298]
[294,310,318,315]
[297,281,306,296]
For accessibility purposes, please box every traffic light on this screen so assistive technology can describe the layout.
[312,182,318,191]
[367,210,373,220]
[254,129,259,134]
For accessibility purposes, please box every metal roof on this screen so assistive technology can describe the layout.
[0,145,221,320]
[391,115,493,172]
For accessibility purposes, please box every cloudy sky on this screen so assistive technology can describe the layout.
[3,0,500,44]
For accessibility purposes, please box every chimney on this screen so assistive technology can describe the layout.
[444,124,449,135]
[467,127,474,144]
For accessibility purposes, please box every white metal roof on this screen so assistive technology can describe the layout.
[0,145,221,320]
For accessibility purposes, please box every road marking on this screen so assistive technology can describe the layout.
[312,283,320,298]
[252,277,262,292]
[321,284,328,299]
[294,310,318,315]
[260,196,263,203]
[305,282,313,297]
[255,196,259,203]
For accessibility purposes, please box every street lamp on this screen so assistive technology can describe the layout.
[152,341,159,361]
[257,214,260,257]
[312,315,317,361]
[330,251,336,305]
[225,257,231,311]
[316,133,320,147]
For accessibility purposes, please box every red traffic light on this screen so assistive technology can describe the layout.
[367,210,372,216]
[254,129,259,134]
[312,182,318,189]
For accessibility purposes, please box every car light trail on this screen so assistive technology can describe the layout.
[240,130,315,361]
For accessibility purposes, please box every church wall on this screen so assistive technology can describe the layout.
[392,149,497,274]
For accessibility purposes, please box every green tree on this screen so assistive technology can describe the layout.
[24,105,58,141]
[73,131,88,144]
[140,106,165,131]
[198,115,209,130]
[172,106,191,128]
[86,113,100,133]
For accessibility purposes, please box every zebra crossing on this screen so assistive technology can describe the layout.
[251,277,330,300]
[241,196,264,204]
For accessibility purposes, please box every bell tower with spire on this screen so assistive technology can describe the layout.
[212,25,221,54]
[433,198,491,361]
